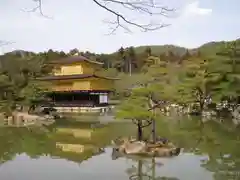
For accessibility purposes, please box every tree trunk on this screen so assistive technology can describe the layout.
[138,160,143,180]
[151,158,156,179]
[129,60,132,76]
[200,99,204,113]
[151,118,156,143]
[28,104,36,114]
[137,120,143,141]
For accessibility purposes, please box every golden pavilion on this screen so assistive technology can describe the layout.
[38,54,117,112]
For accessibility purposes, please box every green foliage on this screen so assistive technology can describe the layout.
[117,39,240,118]
[0,38,239,114]
[116,54,176,120]
[133,45,187,56]
[116,87,153,120]
[19,80,50,105]
[0,50,61,112]
[165,40,240,106]
[171,56,209,105]
[210,41,240,101]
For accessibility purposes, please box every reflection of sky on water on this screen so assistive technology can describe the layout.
[0,148,213,180]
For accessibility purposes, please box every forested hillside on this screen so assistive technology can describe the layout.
[0,39,239,114]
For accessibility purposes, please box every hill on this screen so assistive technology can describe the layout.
[2,38,239,59]
[120,38,240,57]
[130,45,188,56]
[196,39,240,55]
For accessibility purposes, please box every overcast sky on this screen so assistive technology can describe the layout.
[0,0,239,54]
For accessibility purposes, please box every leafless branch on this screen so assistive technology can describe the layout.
[93,0,174,34]
[28,0,174,34]
[22,0,52,19]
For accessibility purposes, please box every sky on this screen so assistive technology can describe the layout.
[0,0,240,54]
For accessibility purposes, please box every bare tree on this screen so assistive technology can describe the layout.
[27,0,175,34]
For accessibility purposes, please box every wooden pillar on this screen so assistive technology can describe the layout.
[106,93,109,104]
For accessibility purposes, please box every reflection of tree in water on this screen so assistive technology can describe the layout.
[0,116,240,180]
[154,116,240,180]
[0,121,101,164]
[198,120,240,180]
[0,126,56,164]
[125,158,179,180]
[0,120,135,165]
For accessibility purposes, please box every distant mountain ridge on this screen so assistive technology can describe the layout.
[128,45,187,56]
[3,38,240,57]
[126,38,240,56]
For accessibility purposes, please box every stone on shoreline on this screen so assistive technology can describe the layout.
[2,111,55,126]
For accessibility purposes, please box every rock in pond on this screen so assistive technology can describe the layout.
[111,137,181,158]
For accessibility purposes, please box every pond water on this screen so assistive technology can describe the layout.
[0,115,240,180]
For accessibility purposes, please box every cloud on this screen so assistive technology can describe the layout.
[183,1,212,16]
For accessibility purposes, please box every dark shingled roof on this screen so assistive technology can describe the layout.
[49,55,103,65]
[37,74,119,81]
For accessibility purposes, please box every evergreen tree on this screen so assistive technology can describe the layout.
[145,47,152,57]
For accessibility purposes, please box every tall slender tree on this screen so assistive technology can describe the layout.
[116,47,126,72]
[145,47,152,57]
[126,46,136,76]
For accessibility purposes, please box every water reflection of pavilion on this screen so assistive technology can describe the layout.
[50,121,107,163]
[49,119,136,163]
[0,115,240,180]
